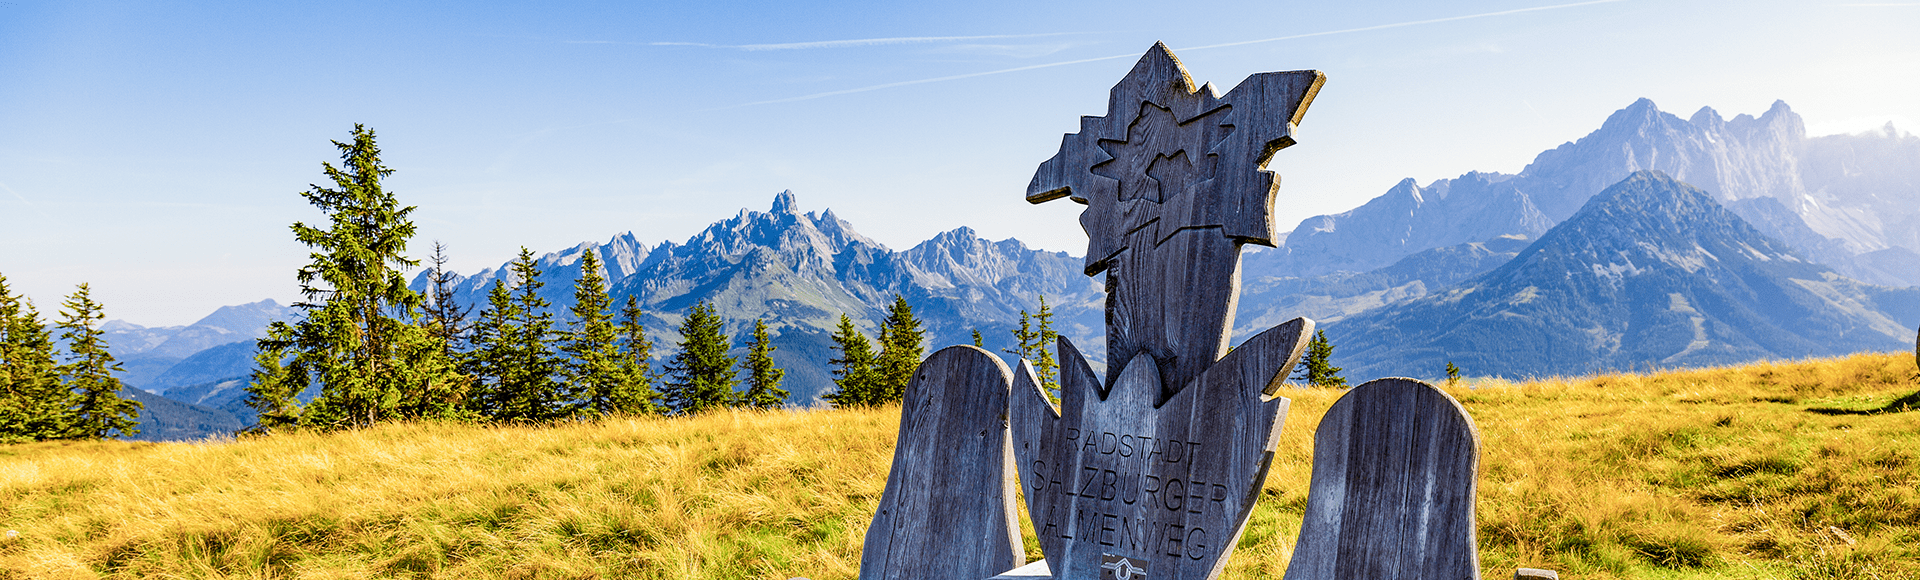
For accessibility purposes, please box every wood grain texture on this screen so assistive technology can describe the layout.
[1024,42,1324,400]
[858,345,1023,580]
[1010,319,1311,580]
[1282,378,1483,580]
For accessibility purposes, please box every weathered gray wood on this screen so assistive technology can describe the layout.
[1515,568,1559,579]
[859,345,1022,580]
[1283,378,1483,580]
[1027,42,1325,400]
[1009,319,1311,580]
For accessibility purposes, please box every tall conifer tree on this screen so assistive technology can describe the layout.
[467,248,568,422]
[55,284,140,439]
[423,241,471,356]
[564,251,627,418]
[0,275,71,442]
[823,314,877,408]
[1006,310,1036,362]
[247,125,470,430]
[661,300,736,415]
[613,296,660,415]
[738,319,787,410]
[1032,295,1059,395]
[1294,329,1347,387]
[873,295,924,403]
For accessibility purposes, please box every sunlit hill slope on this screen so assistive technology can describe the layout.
[3,352,1917,579]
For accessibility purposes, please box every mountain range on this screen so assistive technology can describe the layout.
[1231,99,1920,337]
[1327,171,1920,379]
[104,98,1919,440]
[1262,100,1920,286]
[411,191,1105,405]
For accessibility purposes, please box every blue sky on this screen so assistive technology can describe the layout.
[3,0,1916,326]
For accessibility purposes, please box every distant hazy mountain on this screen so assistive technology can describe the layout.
[109,299,294,390]
[144,341,258,394]
[414,191,1105,404]
[1271,100,1920,286]
[1328,172,1920,379]
[1232,234,1530,336]
[120,386,243,442]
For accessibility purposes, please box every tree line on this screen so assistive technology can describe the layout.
[0,278,143,442]
[3,125,1353,441]
[241,125,809,431]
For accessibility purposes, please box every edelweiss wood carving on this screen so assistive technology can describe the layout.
[1011,43,1325,580]
[1029,42,1324,397]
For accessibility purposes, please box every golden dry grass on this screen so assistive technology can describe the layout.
[1,352,1916,579]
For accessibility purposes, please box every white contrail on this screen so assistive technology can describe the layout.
[575,32,1090,51]
[1178,0,1629,52]
[0,181,31,205]
[714,0,1629,109]
[723,53,1140,108]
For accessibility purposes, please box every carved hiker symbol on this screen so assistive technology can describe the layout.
[1100,554,1150,580]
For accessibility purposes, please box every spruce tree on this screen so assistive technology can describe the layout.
[1294,329,1347,387]
[1032,295,1059,395]
[660,300,736,415]
[423,241,471,356]
[971,329,985,349]
[247,125,470,430]
[0,276,72,442]
[467,248,568,422]
[738,319,788,410]
[613,296,661,415]
[1445,361,1462,387]
[1005,304,1060,397]
[55,284,141,439]
[463,280,517,415]
[1006,310,1036,362]
[247,328,302,429]
[823,314,878,408]
[873,295,924,403]
[564,251,626,419]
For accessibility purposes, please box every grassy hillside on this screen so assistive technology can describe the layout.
[2,353,1916,579]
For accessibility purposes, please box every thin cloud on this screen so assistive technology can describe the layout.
[0,181,31,205]
[712,0,1629,110]
[572,32,1092,51]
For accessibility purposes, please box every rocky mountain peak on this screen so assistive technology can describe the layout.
[1510,171,1805,276]
[1601,97,1668,132]
[1688,106,1726,131]
[771,189,800,215]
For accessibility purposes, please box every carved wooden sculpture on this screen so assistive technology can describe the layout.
[859,346,1023,580]
[1028,42,1324,400]
[1283,378,1482,580]
[1010,43,1324,580]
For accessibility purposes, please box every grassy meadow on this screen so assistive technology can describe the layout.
[1,352,1917,579]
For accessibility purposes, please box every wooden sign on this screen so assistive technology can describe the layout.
[1011,321,1309,580]
[1010,42,1324,579]
[1283,378,1482,580]
[859,346,1023,580]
